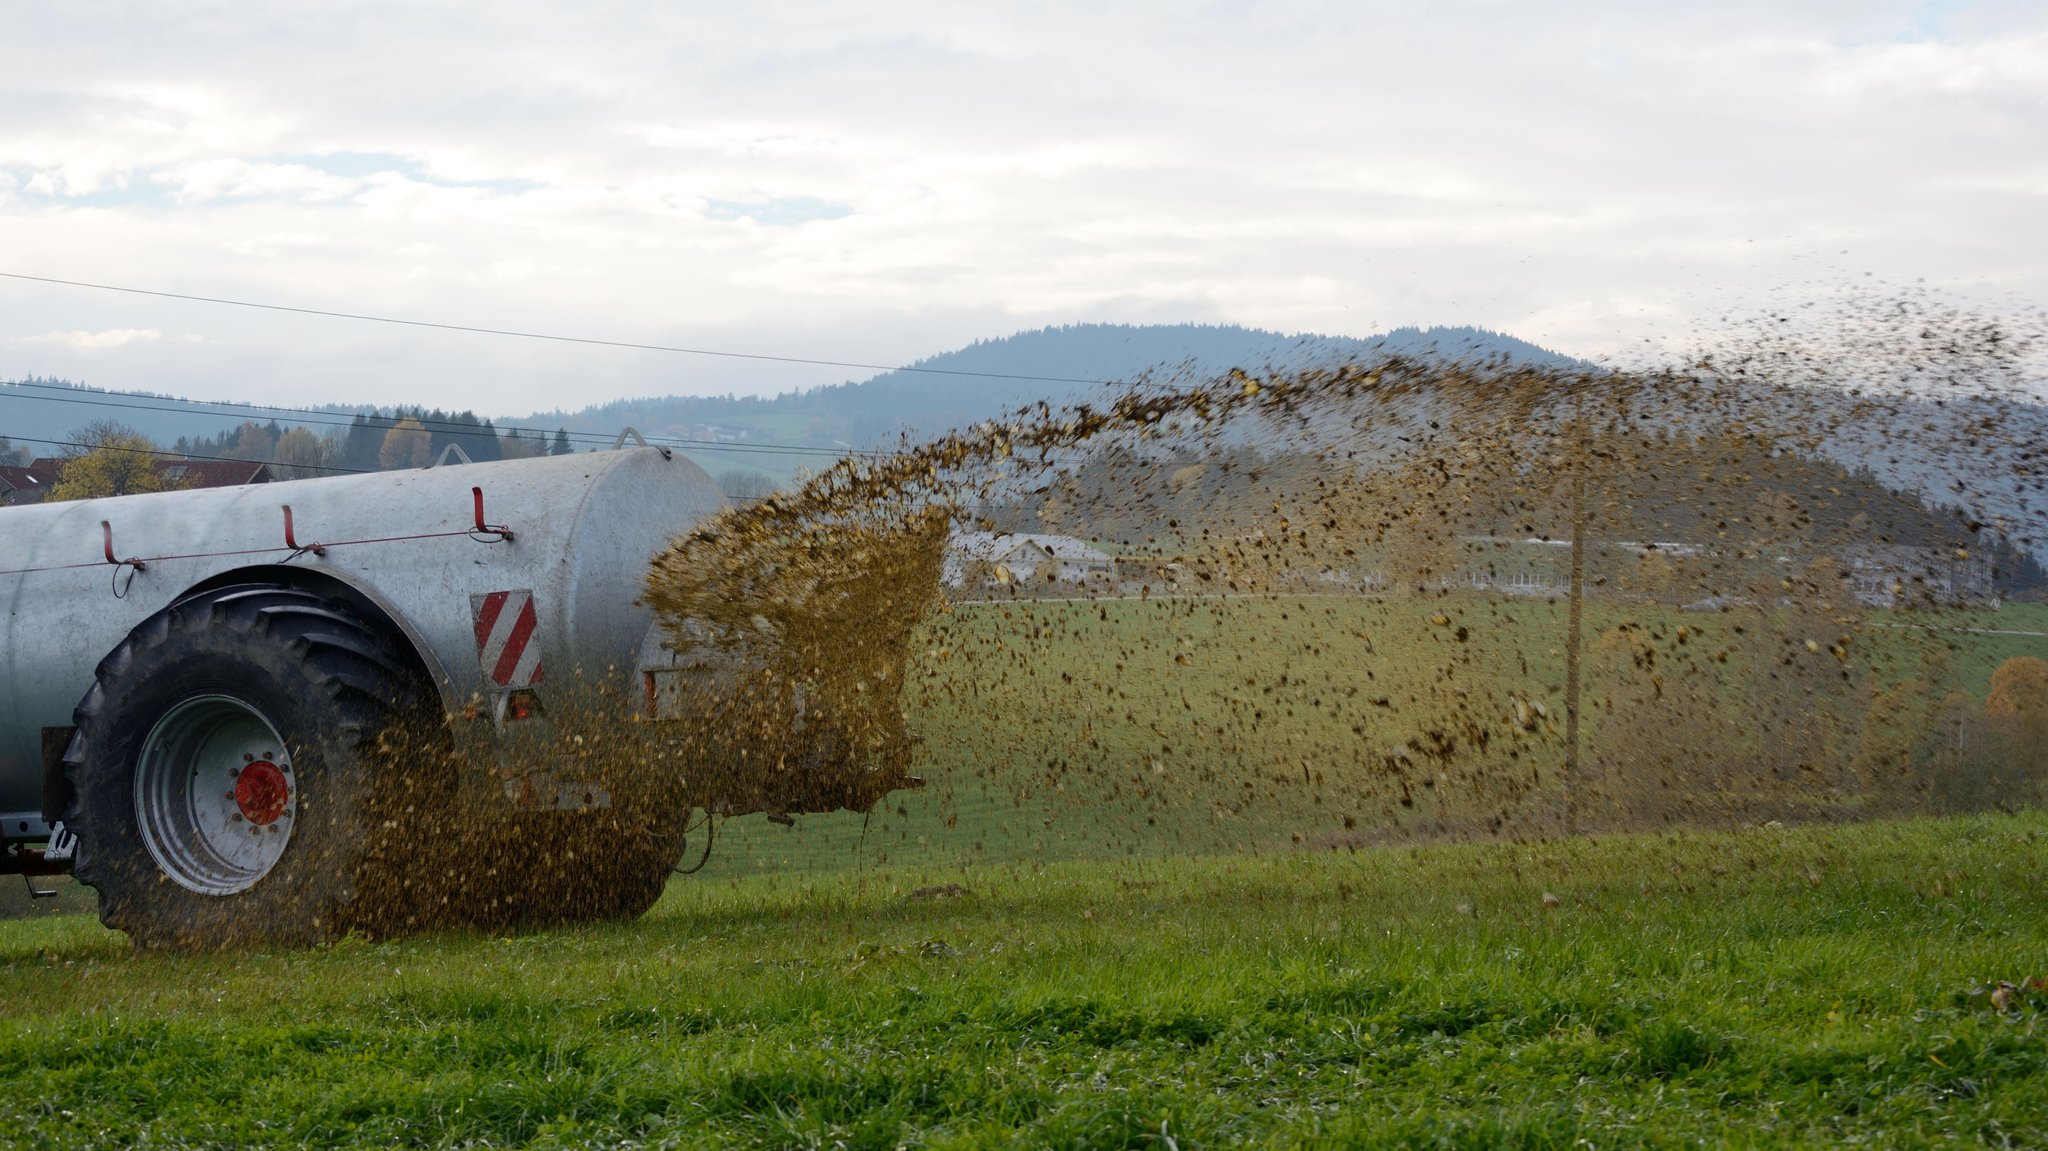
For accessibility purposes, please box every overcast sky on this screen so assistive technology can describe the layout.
[2,1,2043,416]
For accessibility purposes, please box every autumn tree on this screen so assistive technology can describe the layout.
[222,420,280,461]
[272,427,329,480]
[378,418,432,470]
[320,427,351,470]
[1985,656,2048,797]
[48,422,174,500]
[1986,656,2048,720]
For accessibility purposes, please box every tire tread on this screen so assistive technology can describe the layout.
[62,583,438,948]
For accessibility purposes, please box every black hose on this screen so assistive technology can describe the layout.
[672,809,716,875]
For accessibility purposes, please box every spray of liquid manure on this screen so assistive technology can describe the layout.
[633,291,2046,878]
[100,290,2047,947]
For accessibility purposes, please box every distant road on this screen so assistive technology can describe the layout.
[1873,624,2048,638]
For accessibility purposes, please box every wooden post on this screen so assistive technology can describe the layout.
[1562,387,1586,837]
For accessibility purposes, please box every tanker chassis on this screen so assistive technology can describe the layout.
[0,443,919,947]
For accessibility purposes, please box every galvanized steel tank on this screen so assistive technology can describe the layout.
[0,446,726,843]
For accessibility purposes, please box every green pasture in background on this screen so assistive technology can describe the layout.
[710,597,2048,877]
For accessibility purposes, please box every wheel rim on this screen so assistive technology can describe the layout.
[134,695,297,896]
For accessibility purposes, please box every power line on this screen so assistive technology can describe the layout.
[1,433,1055,519]
[0,378,883,461]
[1,433,365,475]
[0,373,1149,467]
[0,271,1120,388]
[0,372,1212,482]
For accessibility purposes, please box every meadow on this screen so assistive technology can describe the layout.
[707,596,2048,876]
[3,814,2045,1148]
[2,594,2043,1147]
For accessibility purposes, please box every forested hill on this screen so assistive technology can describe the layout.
[522,323,1573,450]
[2,323,1564,476]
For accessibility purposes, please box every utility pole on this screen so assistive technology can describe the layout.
[1561,384,1586,837]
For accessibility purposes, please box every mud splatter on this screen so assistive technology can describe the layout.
[633,291,2044,875]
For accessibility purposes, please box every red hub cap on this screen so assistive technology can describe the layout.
[236,761,291,825]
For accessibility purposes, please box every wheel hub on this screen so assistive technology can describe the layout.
[235,759,291,825]
[134,695,297,896]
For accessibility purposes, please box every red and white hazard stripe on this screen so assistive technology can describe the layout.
[471,589,546,688]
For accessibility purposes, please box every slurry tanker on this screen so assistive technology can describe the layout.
[0,441,921,947]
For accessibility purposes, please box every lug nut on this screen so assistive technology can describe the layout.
[231,812,244,822]
[243,753,253,762]
[229,766,240,778]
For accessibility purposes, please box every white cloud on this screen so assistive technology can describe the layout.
[1810,31,2048,97]
[0,1,2042,413]
[16,328,165,350]
[156,158,361,203]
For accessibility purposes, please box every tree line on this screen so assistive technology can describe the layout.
[172,409,578,474]
[23,412,580,501]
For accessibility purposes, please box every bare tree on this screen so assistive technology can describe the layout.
[717,468,782,502]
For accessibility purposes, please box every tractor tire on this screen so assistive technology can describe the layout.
[63,585,449,949]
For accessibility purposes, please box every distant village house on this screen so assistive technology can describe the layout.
[0,465,49,507]
[945,532,1113,590]
[0,457,273,505]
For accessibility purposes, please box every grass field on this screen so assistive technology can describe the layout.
[705,596,2048,877]
[4,813,2046,1147]
[3,594,2042,1146]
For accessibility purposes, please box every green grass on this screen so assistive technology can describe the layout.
[4,813,2047,1148]
[1865,603,2048,695]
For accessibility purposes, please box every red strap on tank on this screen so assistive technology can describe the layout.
[472,487,515,541]
[100,520,146,573]
[0,491,510,579]
[281,506,326,556]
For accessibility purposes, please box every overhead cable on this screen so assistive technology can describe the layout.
[0,271,1120,387]
[0,379,887,460]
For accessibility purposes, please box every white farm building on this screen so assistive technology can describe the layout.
[944,532,1114,589]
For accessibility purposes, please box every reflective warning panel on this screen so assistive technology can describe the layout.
[470,589,546,688]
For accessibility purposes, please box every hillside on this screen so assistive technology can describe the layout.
[5,325,2039,568]
[2,323,1566,479]
[518,323,1572,456]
